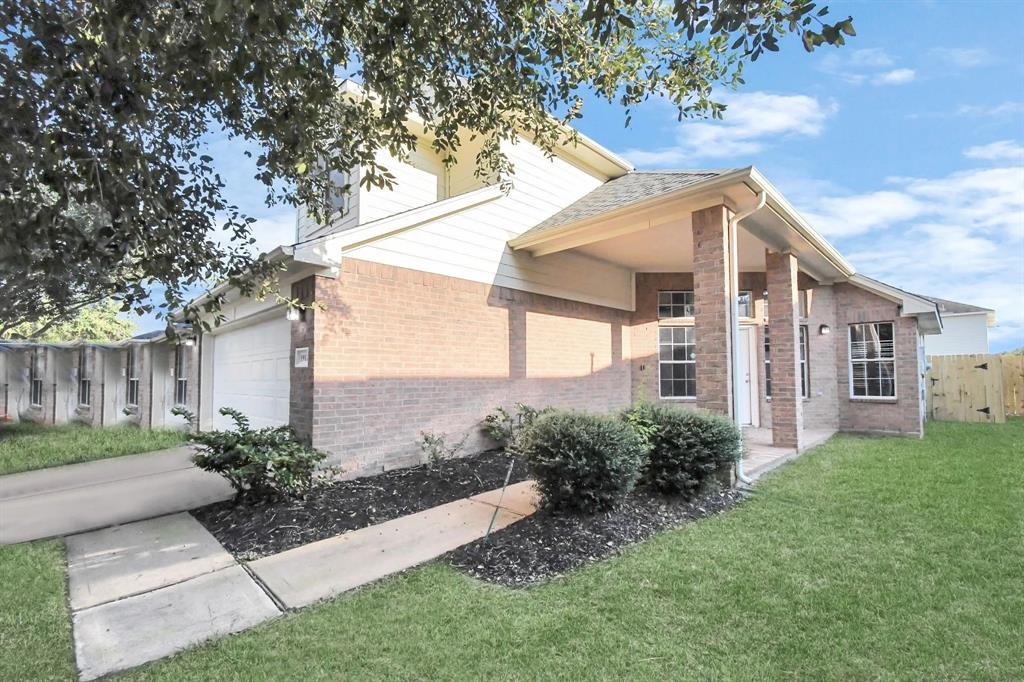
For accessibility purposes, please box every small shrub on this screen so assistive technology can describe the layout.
[522,410,644,513]
[419,430,467,467]
[482,402,553,456]
[172,406,331,502]
[625,403,740,496]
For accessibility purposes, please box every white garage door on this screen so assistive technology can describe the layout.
[211,316,291,430]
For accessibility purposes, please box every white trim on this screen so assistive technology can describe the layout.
[848,275,943,334]
[847,321,898,401]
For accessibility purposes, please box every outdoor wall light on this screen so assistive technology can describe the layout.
[819,324,831,336]
[286,307,302,322]
[184,338,195,347]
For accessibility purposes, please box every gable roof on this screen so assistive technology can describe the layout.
[922,296,994,315]
[523,170,736,238]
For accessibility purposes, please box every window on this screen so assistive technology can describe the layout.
[737,290,754,318]
[173,345,189,406]
[78,347,91,407]
[658,290,694,318]
[326,169,348,213]
[763,325,809,399]
[849,322,896,398]
[126,346,140,407]
[659,326,696,398]
[29,348,43,407]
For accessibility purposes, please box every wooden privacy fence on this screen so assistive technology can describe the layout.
[926,354,1024,423]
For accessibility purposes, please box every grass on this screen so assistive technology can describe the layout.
[1,420,1021,680]
[0,422,188,476]
[0,540,75,681]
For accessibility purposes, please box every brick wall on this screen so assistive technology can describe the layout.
[691,205,733,414]
[765,251,804,448]
[834,283,923,436]
[304,258,633,474]
[630,272,695,406]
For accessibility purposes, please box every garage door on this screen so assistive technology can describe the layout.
[211,316,291,430]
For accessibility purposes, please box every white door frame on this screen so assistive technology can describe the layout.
[737,325,760,427]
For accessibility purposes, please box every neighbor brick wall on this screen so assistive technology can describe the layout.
[301,258,633,474]
[833,282,923,436]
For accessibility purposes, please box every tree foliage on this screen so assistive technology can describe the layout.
[1,0,854,331]
[1,299,138,342]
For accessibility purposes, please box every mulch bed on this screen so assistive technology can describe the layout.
[193,450,526,559]
[446,486,745,587]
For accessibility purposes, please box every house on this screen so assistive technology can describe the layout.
[189,93,950,477]
[921,297,994,356]
[0,332,198,428]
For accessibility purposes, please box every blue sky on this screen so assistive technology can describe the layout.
[138,1,1024,350]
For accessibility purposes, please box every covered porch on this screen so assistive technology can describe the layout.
[509,167,853,457]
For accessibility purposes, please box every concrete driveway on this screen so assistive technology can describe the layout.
[0,446,233,544]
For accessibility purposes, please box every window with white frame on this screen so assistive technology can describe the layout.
[126,346,140,406]
[657,290,694,318]
[737,290,754,318]
[849,322,896,398]
[77,347,91,407]
[29,348,43,407]
[174,345,189,406]
[763,325,809,399]
[659,326,696,398]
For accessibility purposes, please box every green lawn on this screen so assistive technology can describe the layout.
[2,420,1021,680]
[0,422,188,476]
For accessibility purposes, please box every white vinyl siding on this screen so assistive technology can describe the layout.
[849,322,896,399]
[345,136,631,310]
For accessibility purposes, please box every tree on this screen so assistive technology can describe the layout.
[1,0,854,332]
[1,299,138,342]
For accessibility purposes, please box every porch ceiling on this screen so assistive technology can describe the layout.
[572,217,770,272]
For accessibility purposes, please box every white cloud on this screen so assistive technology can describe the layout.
[799,163,1024,351]
[819,48,916,87]
[932,47,994,68]
[621,92,837,166]
[955,101,1024,118]
[964,140,1024,162]
[872,68,916,86]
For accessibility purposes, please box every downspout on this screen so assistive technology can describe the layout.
[729,191,767,484]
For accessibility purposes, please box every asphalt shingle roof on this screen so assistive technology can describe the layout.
[922,296,993,315]
[521,169,737,238]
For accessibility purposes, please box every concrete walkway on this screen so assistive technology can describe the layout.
[67,514,280,680]
[742,427,835,481]
[66,480,538,679]
[0,446,233,544]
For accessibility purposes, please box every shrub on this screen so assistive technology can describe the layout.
[419,430,467,468]
[625,403,740,496]
[522,410,644,513]
[482,402,553,456]
[172,406,331,502]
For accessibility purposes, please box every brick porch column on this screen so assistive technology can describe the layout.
[691,204,733,415]
[766,250,803,449]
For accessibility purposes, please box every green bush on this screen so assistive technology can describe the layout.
[172,406,331,502]
[522,410,644,513]
[481,402,553,456]
[625,403,740,496]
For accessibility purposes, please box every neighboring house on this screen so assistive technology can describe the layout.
[0,331,198,429]
[187,85,953,476]
[921,297,994,356]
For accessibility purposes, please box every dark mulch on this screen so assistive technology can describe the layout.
[446,486,745,587]
[193,450,526,559]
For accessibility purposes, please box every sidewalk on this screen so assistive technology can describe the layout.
[0,446,233,544]
[67,481,538,680]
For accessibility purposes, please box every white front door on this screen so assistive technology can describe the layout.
[737,326,759,426]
